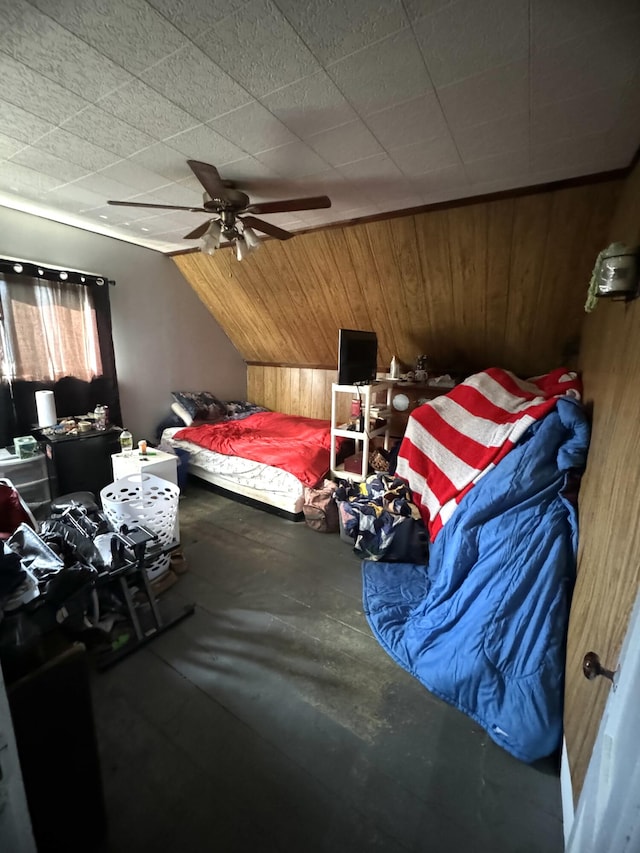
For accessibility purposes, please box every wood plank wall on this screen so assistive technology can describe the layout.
[173,179,620,416]
[564,161,640,800]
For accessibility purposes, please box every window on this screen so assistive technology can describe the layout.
[0,275,103,383]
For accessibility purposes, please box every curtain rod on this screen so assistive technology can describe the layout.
[0,257,115,287]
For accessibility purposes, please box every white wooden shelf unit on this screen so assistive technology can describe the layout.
[329,381,393,482]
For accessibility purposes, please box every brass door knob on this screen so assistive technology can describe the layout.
[582,651,616,682]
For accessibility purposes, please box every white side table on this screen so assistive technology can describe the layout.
[111,449,180,542]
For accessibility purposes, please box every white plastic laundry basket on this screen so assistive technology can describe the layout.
[100,472,179,579]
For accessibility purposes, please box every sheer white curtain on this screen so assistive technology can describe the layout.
[0,274,102,382]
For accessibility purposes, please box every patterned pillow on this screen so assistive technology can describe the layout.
[171,391,226,423]
[224,400,270,420]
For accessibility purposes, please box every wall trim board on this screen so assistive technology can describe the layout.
[245,361,335,370]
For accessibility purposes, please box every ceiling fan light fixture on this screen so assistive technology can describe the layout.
[199,220,221,255]
[235,236,249,261]
[242,225,261,250]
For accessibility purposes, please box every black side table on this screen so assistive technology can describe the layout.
[35,427,122,498]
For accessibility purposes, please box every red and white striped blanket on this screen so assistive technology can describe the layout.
[396,368,582,541]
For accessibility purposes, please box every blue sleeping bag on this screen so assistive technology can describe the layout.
[362,398,590,762]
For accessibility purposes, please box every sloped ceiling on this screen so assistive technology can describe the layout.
[0,0,639,253]
[173,178,620,377]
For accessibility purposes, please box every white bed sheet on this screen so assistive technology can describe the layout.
[160,427,305,514]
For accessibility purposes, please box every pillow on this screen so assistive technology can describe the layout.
[224,400,270,420]
[171,391,226,424]
[155,410,187,442]
[171,400,193,426]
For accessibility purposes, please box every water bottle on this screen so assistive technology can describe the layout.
[390,355,400,380]
[119,428,133,456]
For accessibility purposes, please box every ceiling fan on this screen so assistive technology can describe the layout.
[107,159,331,258]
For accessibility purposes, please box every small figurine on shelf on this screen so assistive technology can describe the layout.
[414,355,430,383]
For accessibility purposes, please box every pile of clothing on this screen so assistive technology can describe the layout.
[335,473,428,563]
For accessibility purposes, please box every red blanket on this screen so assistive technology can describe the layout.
[396,368,582,541]
[175,411,343,488]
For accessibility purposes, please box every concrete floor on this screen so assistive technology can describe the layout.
[91,481,564,853]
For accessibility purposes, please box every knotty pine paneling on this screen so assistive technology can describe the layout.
[247,365,351,423]
[564,161,640,801]
[173,179,620,415]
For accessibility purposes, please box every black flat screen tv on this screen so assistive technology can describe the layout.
[337,329,378,385]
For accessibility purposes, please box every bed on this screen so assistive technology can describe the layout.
[361,368,590,762]
[160,405,346,520]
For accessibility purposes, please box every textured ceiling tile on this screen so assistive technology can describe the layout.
[164,124,247,165]
[59,106,155,159]
[10,146,90,183]
[0,100,55,144]
[214,158,290,198]
[327,29,434,116]
[410,162,469,195]
[454,112,529,162]
[337,152,404,181]
[29,0,188,76]
[464,149,529,184]
[0,161,63,194]
[96,160,169,193]
[531,0,640,52]
[98,80,199,140]
[209,102,296,155]
[139,46,251,123]
[306,120,383,167]
[389,134,461,177]
[41,184,111,211]
[0,0,134,101]
[81,203,151,225]
[413,0,528,88]
[531,19,640,107]
[69,173,139,202]
[33,129,120,171]
[273,0,408,65]
[530,133,608,174]
[195,0,321,98]
[437,59,529,131]
[255,141,329,178]
[146,0,248,40]
[129,184,203,207]
[403,0,456,24]
[364,92,449,150]
[531,88,626,149]
[0,132,26,160]
[261,71,357,138]
[0,54,88,123]
[128,144,194,182]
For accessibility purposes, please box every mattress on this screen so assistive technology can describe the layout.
[160,427,305,515]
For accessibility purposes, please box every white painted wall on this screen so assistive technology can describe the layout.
[0,207,247,443]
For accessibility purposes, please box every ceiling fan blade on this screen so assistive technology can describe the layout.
[242,215,293,241]
[245,195,331,215]
[187,160,234,202]
[107,200,206,212]
[184,220,215,240]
